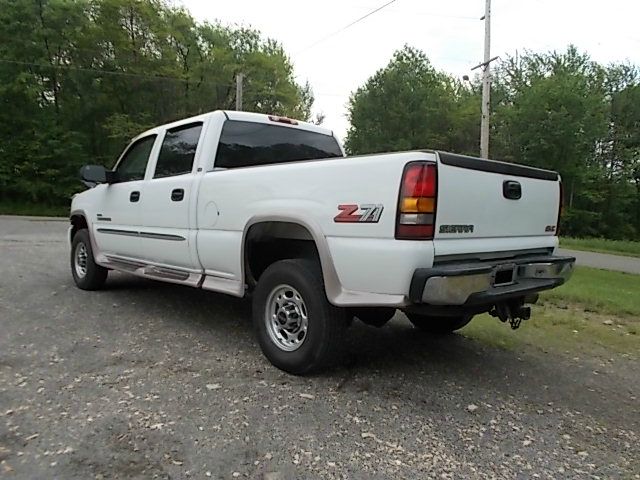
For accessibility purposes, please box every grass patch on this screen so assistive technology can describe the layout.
[560,237,640,258]
[543,266,640,317]
[461,266,639,357]
[462,306,638,356]
[0,201,67,217]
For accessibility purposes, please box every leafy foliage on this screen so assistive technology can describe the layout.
[347,45,640,240]
[0,0,313,207]
[345,46,479,155]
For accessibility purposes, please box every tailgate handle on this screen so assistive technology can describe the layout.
[503,181,522,200]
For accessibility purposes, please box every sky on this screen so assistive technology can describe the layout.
[178,0,640,140]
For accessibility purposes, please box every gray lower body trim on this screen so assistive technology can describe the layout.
[201,276,243,297]
[104,256,190,281]
[101,254,202,287]
[101,252,243,295]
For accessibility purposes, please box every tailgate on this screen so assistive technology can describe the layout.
[434,152,560,252]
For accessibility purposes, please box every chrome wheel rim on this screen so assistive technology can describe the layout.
[74,242,88,278]
[265,284,309,352]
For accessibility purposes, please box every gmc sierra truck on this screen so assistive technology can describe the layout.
[70,110,575,374]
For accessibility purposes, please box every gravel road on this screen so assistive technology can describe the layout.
[1,216,638,479]
[558,248,640,275]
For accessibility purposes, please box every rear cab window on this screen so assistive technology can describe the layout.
[154,122,203,178]
[214,120,343,169]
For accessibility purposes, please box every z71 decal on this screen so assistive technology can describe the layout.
[334,204,384,223]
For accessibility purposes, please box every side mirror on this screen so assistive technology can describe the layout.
[79,165,117,187]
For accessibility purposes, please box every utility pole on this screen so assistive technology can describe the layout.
[235,73,244,111]
[480,0,491,159]
[471,0,497,159]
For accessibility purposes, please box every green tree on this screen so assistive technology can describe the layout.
[601,67,640,238]
[491,47,639,238]
[345,46,479,155]
[0,0,313,208]
[492,47,607,207]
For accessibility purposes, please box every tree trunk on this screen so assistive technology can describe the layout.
[37,0,59,116]
[569,179,575,209]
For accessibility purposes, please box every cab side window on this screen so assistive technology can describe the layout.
[154,123,203,178]
[116,135,157,182]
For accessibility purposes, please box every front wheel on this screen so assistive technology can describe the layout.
[405,313,473,334]
[71,229,108,290]
[252,259,347,375]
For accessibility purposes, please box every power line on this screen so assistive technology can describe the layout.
[296,0,398,54]
[0,58,222,84]
[0,58,308,99]
[366,8,477,20]
[0,49,478,105]
[0,58,359,103]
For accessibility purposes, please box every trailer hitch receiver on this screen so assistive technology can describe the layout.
[490,298,531,330]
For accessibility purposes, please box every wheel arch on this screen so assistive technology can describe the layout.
[69,209,101,262]
[70,211,88,240]
[241,215,344,304]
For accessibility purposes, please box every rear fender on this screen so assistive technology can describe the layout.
[241,214,407,307]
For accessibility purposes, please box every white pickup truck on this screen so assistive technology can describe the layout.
[70,110,574,374]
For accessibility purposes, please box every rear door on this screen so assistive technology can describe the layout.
[433,152,561,257]
[137,122,203,270]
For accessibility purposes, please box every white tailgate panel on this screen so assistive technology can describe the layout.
[435,162,560,256]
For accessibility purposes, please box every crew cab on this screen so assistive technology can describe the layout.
[69,110,575,374]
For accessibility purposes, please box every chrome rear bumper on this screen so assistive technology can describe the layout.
[409,255,575,306]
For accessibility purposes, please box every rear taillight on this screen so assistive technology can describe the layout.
[556,181,563,236]
[395,162,437,240]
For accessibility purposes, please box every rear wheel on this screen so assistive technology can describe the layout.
[405,313,473,334]
[71,229,108,290]
[252,259,347,375]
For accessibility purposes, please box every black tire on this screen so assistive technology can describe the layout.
[352,307,396,328]
[405,313,473,334]
[70,229,108,290]
[252,258,347,375]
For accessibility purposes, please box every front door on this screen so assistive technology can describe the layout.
[137,122,203,270]
[92,134,157,260]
